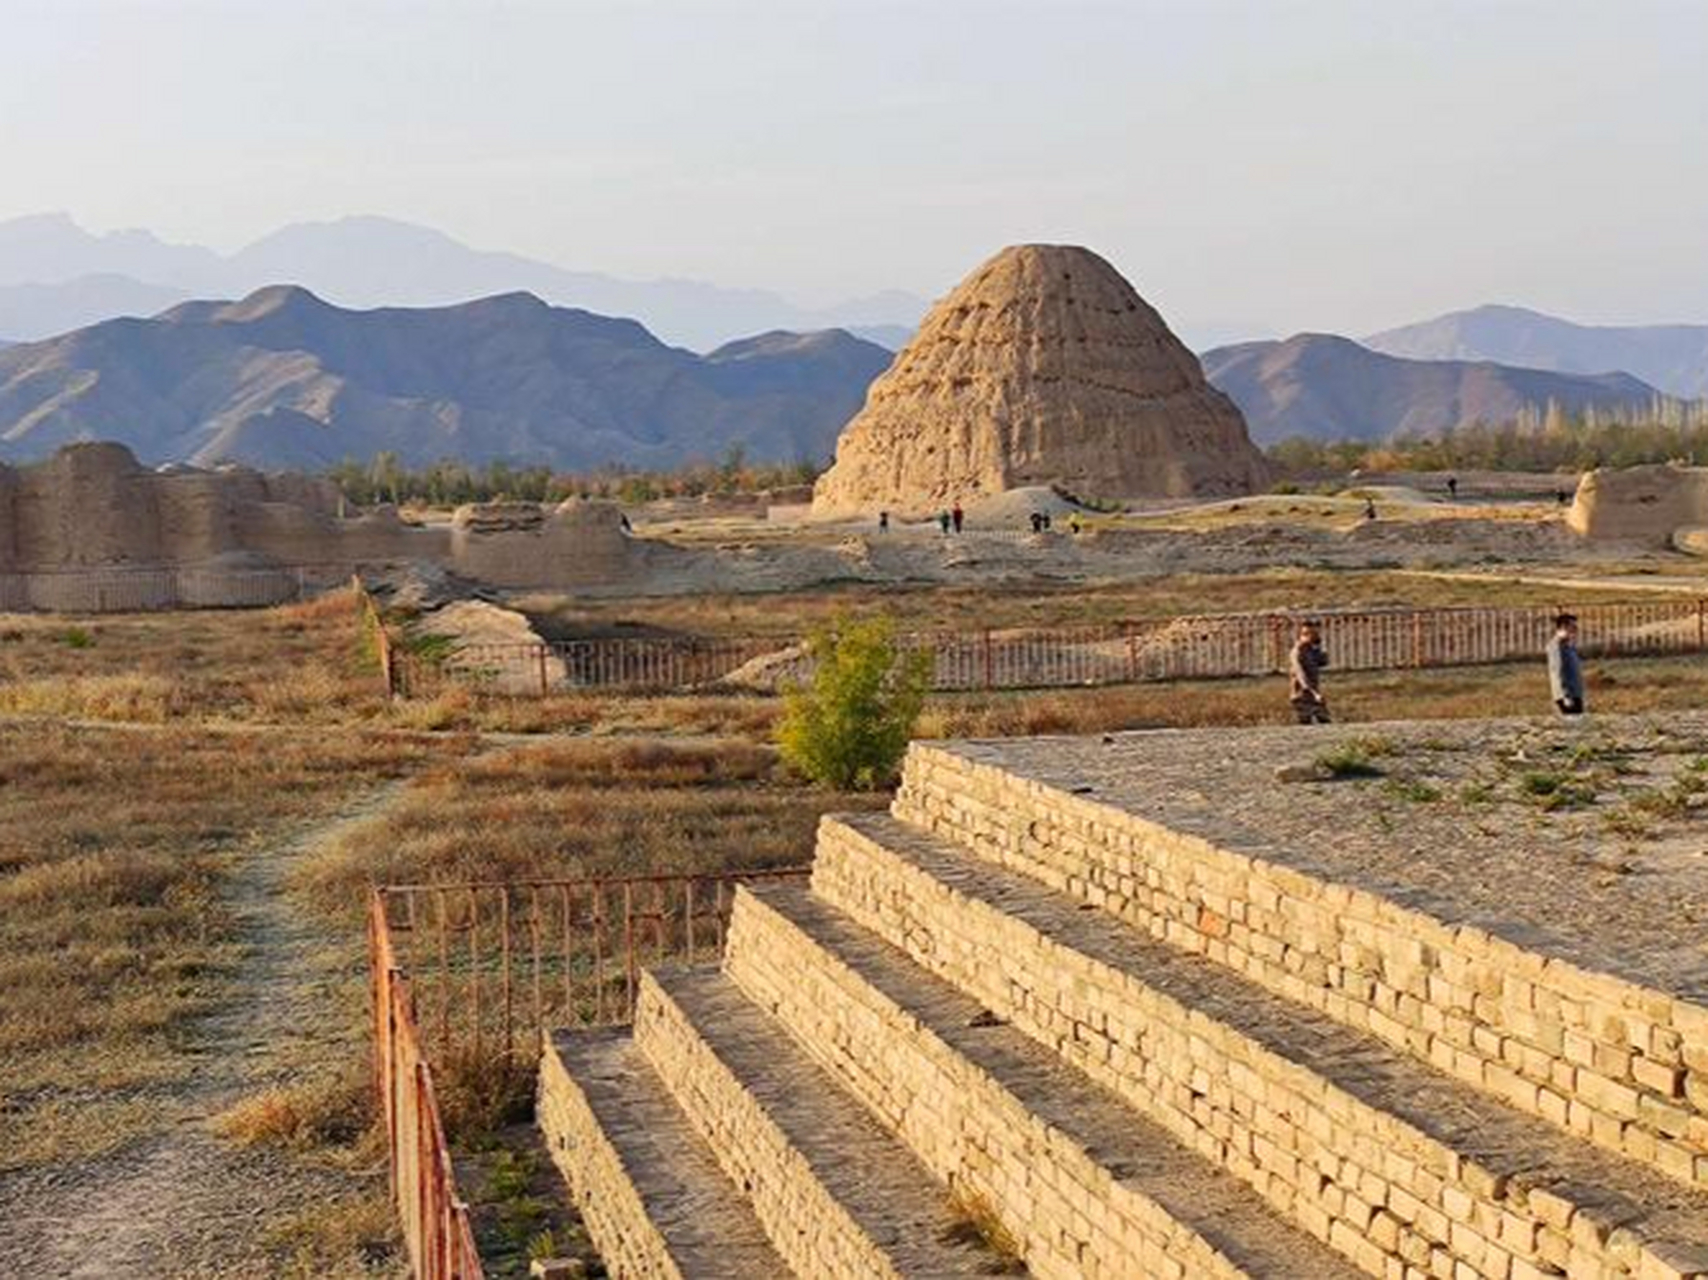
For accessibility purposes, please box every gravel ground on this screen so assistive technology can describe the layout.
[963,712,1708,1000]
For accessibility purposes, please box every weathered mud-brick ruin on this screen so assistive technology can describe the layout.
[540,721,1708,1279]
[0,441,648,608]
[812,243,1269,518]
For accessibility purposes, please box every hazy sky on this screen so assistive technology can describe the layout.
[3,0,1705,339]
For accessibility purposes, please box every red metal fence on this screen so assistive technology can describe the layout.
[387,598,1708,698]
[369,866,813,1275]
[370,892,483,1280]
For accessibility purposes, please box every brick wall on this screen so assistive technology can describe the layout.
[723,886,1256,1280]
[537,1036,685,1280]
[632,972,906,1280]
[896,744,1708,1192]
[814,815,1703,1280]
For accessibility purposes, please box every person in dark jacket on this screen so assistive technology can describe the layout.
[1289,620,1331,724]
[1547,613,1585,715]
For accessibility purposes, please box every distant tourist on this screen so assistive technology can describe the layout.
[1556,488,1570,506]
[951,503,964,533]
[878,510,889,533]
[619,512,632,532]
[1447,476,1458,500]
[1363,496,1377,521]
[938,510,951,534]
[1069,513,1082,535]
[1029,511,1043,534]
[1042,511,1052,531]
[1547,612,1585,716]
[1289,620,1331,724]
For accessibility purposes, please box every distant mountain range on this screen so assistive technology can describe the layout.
[1200,334,1660,445]
[0,286,891,470]
[0,212,926,352]
[1364,304,1708,399]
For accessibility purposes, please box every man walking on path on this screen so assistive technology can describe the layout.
[1547,612,1585,715]
[951,503,964,533]
[1289,619,1331,724]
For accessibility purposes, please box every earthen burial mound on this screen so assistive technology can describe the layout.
[811,244,1268,518]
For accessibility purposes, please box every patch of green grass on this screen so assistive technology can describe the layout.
[1315,741,1387,779]
[59,626,95,649]
[1517,770,1597,810]
[1383,777,1442,803]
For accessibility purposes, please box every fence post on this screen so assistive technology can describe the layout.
[537,644,549,697]
[983,629,994,691]
[1412,612,1425,669]
[1698,599,1706,653]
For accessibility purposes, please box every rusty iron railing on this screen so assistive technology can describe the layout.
[370,892,483,1280]
[388,598,1708,698]
[369,866,813,1275]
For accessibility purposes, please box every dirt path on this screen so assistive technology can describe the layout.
[0,784,411,1279]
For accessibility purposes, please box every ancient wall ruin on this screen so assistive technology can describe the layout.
[0,442,649,608]
[1568,462,1708,547]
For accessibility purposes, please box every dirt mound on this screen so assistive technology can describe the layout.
[811,244,1267,518]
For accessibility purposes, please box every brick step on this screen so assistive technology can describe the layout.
[726,881,1369,1280]
[537,1026,788,1279]
[894,739,1708,1188]
[814,810,1708,1280]
[633,965,1004,1278]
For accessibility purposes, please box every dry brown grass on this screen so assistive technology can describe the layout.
[0,722,447,1170]
[294,736,880,919]
[0,589,389,726]
[214,1068,371,1150]
[527,568,1672,640]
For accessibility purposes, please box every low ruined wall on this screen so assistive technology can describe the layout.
[449,498,640,589]
[894,744,1708,1192]
[1568,464,1708,545]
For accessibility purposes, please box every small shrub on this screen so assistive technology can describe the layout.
[944,1187,1025,1272]
[59,627,95,649]
[777,616,933,790]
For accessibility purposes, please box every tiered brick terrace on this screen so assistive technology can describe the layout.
[539,719,1708,1279]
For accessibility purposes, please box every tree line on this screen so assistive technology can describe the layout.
[326,401,1708,508]
[1264,400,1708,478]
[325,445,824,509]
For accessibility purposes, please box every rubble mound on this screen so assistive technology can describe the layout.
[811,244,1268,518]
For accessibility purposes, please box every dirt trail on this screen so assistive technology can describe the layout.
[0,784,411,1279]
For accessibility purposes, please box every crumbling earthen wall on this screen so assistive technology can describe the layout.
[449,498,640,589]
[0,444,646,605]
[1567,463,1708,546]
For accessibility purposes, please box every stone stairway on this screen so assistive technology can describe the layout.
[539,733,1708,1279]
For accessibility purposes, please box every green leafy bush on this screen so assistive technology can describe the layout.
[778,616,933,790]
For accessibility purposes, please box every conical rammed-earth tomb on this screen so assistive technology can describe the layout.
[811,244,1268,516]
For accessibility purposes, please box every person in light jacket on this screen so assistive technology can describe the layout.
[1547,613,1585,716]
